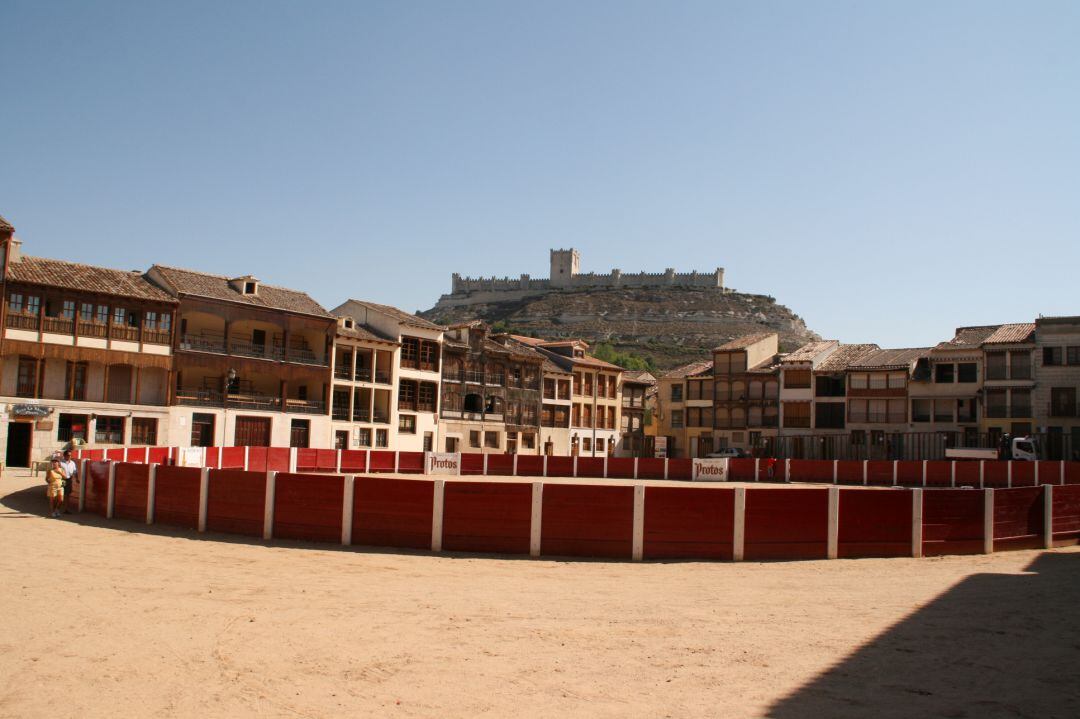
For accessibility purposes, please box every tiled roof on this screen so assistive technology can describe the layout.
[983,323,1036,345]
[0,215,13,232]
[815,344,881,372]
[714,332,777,352]
[335,322,397,344]
[342,299,444,331]
[152,265,331,317]
[783,340,838,363]
[746,355,782,375]
[934,325,1000,351]
[662,361,714,380]
[8,256,176,303]
[849,347,930,370]
[622,370,656,385]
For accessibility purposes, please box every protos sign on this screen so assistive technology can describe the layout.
[692,458,729,482]
[425,452,461,476]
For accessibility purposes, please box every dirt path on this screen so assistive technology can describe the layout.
[1,469,1076,718]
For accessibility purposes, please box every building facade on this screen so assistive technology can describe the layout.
[1034,316,1080,460]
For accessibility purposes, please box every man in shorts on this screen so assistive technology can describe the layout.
[59,450,78,513]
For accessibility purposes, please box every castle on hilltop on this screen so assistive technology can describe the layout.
[448,249,725,300]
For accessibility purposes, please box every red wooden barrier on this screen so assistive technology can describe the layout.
[113,463,150,522]
[992,487,1043,551]
[1011,462,1035,487]
[246,447,267,472]
[744,488,829,560]
[667,458,693,481]
[105,448,125,462]
[206,470,266,537]
[897,460,921,486]
[545,456,573,478]
[339,450,368,473]
[953,462,980,487]
[575,457,604,478]
[515,455,544,477]
[123,447,147,463]
[315,449,338,472]
[637,458,666,480]
[273,473,344,544]
[983,462,1008,488]
[541,484,634,558]
[485,453,513,476]
[922,489,983,555]
[368,450,396,473]
[205,446,220,468]
[836,461,863,486]
[866,460,893,486]
[1052,484,1080,542]
[643,487,735,560]
[153,465,201,529]
[1066,462,1080,485]
[294,448,318,472]
[147,447,170,465]
[607,457,635,479]
[837,489,911,558]
[85,448,105,460]
[352,477,433,550]
[220,446,246,469]
[397,451,425,474]
[84,461,110,515]
[442,482,532,554]
[266,447,291,472]
[728,458,756,482]
[788,459,831,484]
[925,461,951,487]
[460,453,485,476]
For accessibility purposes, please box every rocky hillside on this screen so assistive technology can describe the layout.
[421,287,819,370]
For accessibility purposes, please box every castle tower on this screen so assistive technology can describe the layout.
[549,248,580,288]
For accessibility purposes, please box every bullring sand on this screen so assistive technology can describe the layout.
[1,470,1077,718]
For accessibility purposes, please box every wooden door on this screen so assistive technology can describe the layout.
[234,416,271,447]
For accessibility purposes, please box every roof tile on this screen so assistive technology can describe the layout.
[9,256,175,303]
[152,265,331,317]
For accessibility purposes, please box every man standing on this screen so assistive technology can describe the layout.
[59,450,78,514]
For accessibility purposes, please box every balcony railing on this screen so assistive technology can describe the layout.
[355,367,373,382]
[373,411,390,424]
[229,339,285,361]
[175,389,225,407]
[226,392,282,411]
[143,328,171,345]
[374,370,391,385]
[782,418,811,429]
[80,321,109,338]
[111,325,140,342]
[332,406,350,421]
[42,316,74,334]
[287,347,324,366]
[353,409,371,422]
[285,398,327,415]
[180,334,227,353]
[444,371,464,383]
[485,374,505,386]
[849,413,908,424]
[5,313,39,331]
[334,366,353,380]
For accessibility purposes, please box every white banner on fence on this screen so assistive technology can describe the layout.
[426,452,461,476]
[692,458,730,482]
[179,447,206,468]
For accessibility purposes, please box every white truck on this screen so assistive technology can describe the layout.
[945,436,1039,462]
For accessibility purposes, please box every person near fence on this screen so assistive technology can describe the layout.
[46,458,66,518]
[59,450,77,514]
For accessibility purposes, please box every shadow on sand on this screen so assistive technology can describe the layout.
[767,551,1080,718]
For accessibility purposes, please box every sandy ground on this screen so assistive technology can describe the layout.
[2,469,1078,719]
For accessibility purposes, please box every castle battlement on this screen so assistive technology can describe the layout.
[450,249,724,296]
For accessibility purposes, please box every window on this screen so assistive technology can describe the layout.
[1044,347,1063,366]
[484,431,499,449]
[419,341,439,370]
[571,404,581,427]
[95,416,125,444]
[66,361,88,401]
[375,429,388,448]
[1068,347,1080,366]
[850,429,866,445]
[17,356,36,397]
[79,303,93,321]
[25,295,40,315]
[596,438,605,453]
[418,382,437,412]
[814,402,845,429]
[543,378,556,399]
[815,375,845,397]
[61,300,75,319]
[957,363,977,383]
[9,293,23,313]
[670,384,683,402]
[400,337,419,368]
[113,307,126,325]
[357,428,372,447]
[934,364,954,383]
[244,281,257,295]
[573,373,583,395]
[887,372,907,389]
[782,402,811,428]
[912,399,931,422]
[784,369,812,389]
[522,433,535,449]
[582,437,592,453]
[96,305,109,324]
[1050,387,1076,417]
[986,352,1007,380]
[933,400,953,423]
[423,432,433,451]
[671,410,684,429]
[145,311,158,329]
[849,373,868,389]
[57,414,89,443]
[608,375,617,398]
[398,380,417,410]
[469,430,481,448]
[582,405,592,428]
[131,418,158,445]
[399,414,417,434]
[160,313,171,331]
[1009,351,1030,379]
[289,419,311,448]
[608,406,617,430]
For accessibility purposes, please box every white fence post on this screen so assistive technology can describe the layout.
[336,450,342,474]
[394,451,400,474]
[983,488,994,554]
[573,455,578,478]
[632,485,645,561]
[146,464,157,524]
[106,462,117,519]
[604,456,609,479]
[341,475,355,546]
[78,459,88,512]
[921,460,927,487]
[733,487,746,561]
[1061,460,1066,486]
[263,471,277,541]
[1044,484,1054,549]
[530,482,543,558]
[431,480,445,552]
[243,446,249,471]
[663,458,669,480]
[542,455,548,478]
[827,487,839,560]
[862,459,868,486]
[512,453,518,477]
[754,458,760,482]
[833,459,838,484]
[950,461,956,487]
[633,457,639,480]
[784,458,791,482]
[483,453,489,476]
[892,460,898,486]
[979,460,985,489]
[911,489,923,558]
[1007,461,1013,488]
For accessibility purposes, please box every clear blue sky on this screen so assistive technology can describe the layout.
[2,1,1078,348]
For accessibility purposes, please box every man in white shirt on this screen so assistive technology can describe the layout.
[59,450,78,514]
